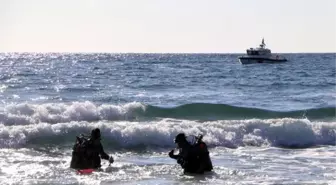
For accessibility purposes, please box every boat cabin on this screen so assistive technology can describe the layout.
[246,48,271,56]
[246,38,271,56]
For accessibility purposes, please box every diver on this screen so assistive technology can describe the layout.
[168,133,213,174]
[70,128,114,170]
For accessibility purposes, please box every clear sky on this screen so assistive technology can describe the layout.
[1,0,335,53]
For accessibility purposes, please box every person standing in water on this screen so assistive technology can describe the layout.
[70,128,114,169]
[169,133,213,174]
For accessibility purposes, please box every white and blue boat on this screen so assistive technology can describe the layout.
[239,38,287,64]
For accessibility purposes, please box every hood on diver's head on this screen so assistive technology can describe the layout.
[91,128,101,140]
[174,133,187,143]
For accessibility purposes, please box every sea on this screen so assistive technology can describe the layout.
[0,53,335,185]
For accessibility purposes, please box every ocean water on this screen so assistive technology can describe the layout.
[0,53,335,185]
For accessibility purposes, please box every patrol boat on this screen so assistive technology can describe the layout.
[238,38,287,64]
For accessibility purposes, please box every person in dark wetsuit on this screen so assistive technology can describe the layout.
[168,133,213,174]
[70,128,114,169]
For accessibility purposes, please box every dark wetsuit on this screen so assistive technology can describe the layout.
[70,138,109,169]
[87,139,110,169]
[169,141,213,174]
[195,141,213,172]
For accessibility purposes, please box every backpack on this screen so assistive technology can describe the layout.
[189,135,207,151]
[189,135,213,172]
[73,135,92,154]
[70,135,93,169]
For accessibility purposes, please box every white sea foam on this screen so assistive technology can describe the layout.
[0,85,7,93]
[0,101,145,125]
[0,118,335,149]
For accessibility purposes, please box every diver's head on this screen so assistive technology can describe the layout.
[174,133,187,147]
[91,128,101,140]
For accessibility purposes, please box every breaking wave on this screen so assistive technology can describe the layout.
[0,118,335,149]
[0,101,334,149]
[0,102,334,126]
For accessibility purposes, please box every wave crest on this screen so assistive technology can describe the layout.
[1,101,145,125]
[0,102,334,126]
[0,118,335,149]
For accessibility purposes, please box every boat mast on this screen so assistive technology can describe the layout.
[260,38,266,48]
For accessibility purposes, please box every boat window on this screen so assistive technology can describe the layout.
[251,51,258,55]
[247,49,261,55]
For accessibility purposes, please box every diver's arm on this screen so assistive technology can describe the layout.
[168,149,179,159]
[98,143,110,160]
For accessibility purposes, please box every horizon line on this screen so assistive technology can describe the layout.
[0,51,335,54]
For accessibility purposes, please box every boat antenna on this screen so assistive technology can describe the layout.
[260,38,266,48]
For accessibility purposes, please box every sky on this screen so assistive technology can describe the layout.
[0,0,335,53]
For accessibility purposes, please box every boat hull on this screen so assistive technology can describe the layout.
[238,57,287,64]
